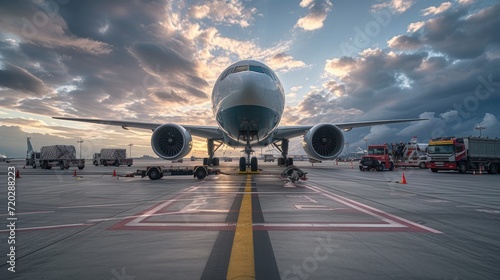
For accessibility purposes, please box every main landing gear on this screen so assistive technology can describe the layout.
[203,139,222,167]
[273,139,294,167]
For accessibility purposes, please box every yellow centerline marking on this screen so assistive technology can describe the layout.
[227,175,255,279]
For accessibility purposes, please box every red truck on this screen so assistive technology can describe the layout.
[426,137,500,174]
[359,144,394,171]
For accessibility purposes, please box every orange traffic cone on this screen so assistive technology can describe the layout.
[113,170,117,177]
[15,170,21,178]
[400,172,407,184]
[73,169,77,177]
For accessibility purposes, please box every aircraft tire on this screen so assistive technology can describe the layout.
[239,157,246,172]
[251,157,258,171]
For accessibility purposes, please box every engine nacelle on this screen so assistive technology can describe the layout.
[151,124,192,160]
[302,124,345,160]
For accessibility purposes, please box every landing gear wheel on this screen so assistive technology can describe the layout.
[278,158,285,166]
[239,157,246,172]
[286,157,294,166]
[250,157,258,172]
[203,158,209,166]
[213,157,220,166]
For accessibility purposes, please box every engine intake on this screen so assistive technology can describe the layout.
[302,124,344,160]
[151,124,192,160]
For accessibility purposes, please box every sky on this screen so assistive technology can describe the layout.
[0,0,499,158]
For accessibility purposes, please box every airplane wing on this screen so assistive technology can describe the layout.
[272,118,426,140]
[52,117,224,139]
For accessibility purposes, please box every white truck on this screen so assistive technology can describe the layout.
[39,145,85,170]
[93,148,133,167]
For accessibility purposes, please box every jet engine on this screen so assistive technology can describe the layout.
[302,124,345,160]
[151,124,192,160]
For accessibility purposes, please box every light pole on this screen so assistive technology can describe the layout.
[77,138,84,159]
[344,142,350,157]
[475,126,486,137]
[363,137,369,155]
[128,143,133,158]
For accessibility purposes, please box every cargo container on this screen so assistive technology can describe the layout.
[93,148,133,167]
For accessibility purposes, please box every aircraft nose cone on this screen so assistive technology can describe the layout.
[230,73,265,103]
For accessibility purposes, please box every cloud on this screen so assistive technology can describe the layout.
[267,53,306,72]
[187,0,257,27]
[0,64,47,95]
[421,2,452,16]
[391,4,500,59]
[387,34,423,50]
[0,1,111,55]
[295,0,333,31]
[475,113,498,128]
[372,0,416,14]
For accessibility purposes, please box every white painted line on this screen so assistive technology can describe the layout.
[0,211,54,216]
[0,223,92,232]
[253,223,406,228]
[306,185,442,234]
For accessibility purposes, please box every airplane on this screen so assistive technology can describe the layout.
[0,153,8,162]
[53,60,426,172]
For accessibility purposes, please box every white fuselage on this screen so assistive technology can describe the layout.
[211,60,285,146]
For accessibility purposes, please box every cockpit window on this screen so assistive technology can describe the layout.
[219,67,233,81]
[221,64,276,81]
[249,65,265,73]
[261,67,275,80]
[232,65,248,73]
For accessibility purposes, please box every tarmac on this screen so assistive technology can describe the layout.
[0,159,499,279]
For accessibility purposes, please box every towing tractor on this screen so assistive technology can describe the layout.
[135,165,220,180]
[359,144,394,171]
[426,137,500,174]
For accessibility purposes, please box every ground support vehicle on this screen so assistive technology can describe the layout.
[359,144,394,171]
[135,165,220,180]
[26,151,41,168]
[392,137,428,169]
[264,154,275,162]
[93,149,133,167]
[426,137,500,174]
[37,145,85,170]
